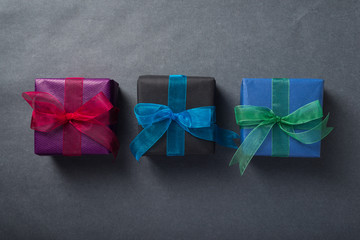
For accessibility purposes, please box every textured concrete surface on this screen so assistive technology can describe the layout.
[1,0,359,239]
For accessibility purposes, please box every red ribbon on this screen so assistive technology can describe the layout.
[22,78,119,157]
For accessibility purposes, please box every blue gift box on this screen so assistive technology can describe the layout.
[240,78,324,157]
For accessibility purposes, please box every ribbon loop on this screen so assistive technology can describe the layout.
[235,105,274,126]
[281,100,324,125]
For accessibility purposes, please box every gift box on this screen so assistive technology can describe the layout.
[136,75,216,155]
[240,78,325,157]
[24,78,119,156]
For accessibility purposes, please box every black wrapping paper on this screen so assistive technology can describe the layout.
[137,75,215,155]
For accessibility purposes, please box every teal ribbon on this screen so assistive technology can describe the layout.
[230,78,333,175]
[130,75,240,160]
[167,75,187,156]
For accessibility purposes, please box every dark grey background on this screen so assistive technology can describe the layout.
[1,0,359,239]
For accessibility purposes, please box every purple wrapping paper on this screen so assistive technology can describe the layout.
[34,78,118,155]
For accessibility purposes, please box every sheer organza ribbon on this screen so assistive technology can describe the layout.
[130,103,239,160]
[22,91,119,157]
[130,75,239,160]
[229,100,333,175]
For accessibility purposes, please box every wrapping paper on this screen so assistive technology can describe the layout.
[240,78,324,157]
[137,75,215,155]
[34,78,118,155]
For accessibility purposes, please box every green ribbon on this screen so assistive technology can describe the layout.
[230,96,333,175]
[272,78,290,157]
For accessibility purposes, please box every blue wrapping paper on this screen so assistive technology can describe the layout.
[240,78,324,157]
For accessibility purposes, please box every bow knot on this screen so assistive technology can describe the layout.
[274,115,282,123]
[170,112,179,121]
[65,112,76,121]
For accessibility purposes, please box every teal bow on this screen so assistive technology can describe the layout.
[130,103,239,160]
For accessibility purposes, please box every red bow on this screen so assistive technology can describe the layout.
[22,91,119,157]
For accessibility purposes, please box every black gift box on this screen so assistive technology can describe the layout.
[137,75,216,155]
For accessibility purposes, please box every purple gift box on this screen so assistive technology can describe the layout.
[34,78,118,155]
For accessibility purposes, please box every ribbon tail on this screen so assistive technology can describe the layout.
[22,92,67,132]
[280,114,333,144]
[185,125,239,149]
[229,123,274,175]
[130,120,171,161]
[214,126,240,149]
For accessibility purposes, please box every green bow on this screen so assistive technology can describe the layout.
[229,100,333,175]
